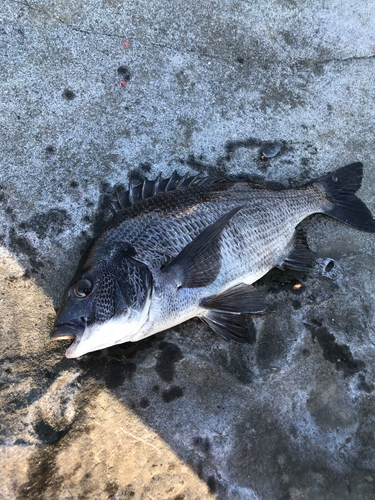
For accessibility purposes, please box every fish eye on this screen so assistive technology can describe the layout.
[73,278,92,298]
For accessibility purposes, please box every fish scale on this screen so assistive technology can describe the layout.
[50,163,375,358]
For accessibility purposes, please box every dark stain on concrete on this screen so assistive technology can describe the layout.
[90,182,113,236]
[105,481,119,496]
[139,397,150,408]
[257,266,310,295]
[107,334,162,360]
[193,436,210,454]
[34,419,72,445]
[357,374,373,393]
[256,319,287,370]
[305,320,365,377]
[207,475,217,493]
[4,207,15,223]
[225,137,263,156]
[14,438,29,446]
[355,398,375,469]
[161,386,184,402]
[63,88,75,100]
[228,407,374,499]
[280,30,296,46]
[27,388,43,405]
[8,227,44,273]
[117,66,131,81]
[179,154,227,178]
[119,485,136,498]
[139,162,152,173]
[307,378,357,431]
[188,154,229,178]
[78,356,137,389]
[215,345,254,384]
[18,445,64,499]
[128,169,144,184]
[155,342,183,382]
[103,361,137,389]
[292,299,302,310]
[19,209,72,239]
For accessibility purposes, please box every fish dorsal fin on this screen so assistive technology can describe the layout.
[161,207,242,288]
[282,229,313,271]
[110,171,227,212]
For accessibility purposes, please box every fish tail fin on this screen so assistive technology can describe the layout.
[314,162,375,233]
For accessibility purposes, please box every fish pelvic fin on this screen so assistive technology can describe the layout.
[313,162,375,233]
[201,283,267,313]
[200,283,267,343]
[161,206,242,288]
[200,312,249,343]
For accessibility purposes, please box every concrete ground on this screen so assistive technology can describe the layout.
[1,0,375,499]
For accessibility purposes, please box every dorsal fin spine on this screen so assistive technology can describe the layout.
[166,170,181,192]
[128,183,134,205]
[141,178,148,200]
[177,172,189,189]
[188,172,203,187]
[153,173,162,196]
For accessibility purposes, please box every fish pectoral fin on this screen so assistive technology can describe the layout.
[200,311,249,343]
[201,283,267,314]
[161,206,243,288]
[282,229,313,271]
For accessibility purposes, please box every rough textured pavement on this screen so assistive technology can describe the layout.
[1,1,375,499]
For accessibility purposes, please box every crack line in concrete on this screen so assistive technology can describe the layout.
[119,427,161,452]
[8,0,375,70]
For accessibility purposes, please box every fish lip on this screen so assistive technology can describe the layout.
[50,319,86,341]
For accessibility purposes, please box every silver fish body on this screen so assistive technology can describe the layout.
[50,163,375,358]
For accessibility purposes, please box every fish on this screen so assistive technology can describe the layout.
[50,162,375,358]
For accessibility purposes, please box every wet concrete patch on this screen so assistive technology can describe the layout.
[19,209,72,239]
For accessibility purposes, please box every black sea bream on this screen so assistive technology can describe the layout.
[50,163,375,358]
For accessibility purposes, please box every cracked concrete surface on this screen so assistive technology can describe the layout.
[1,0,375,499]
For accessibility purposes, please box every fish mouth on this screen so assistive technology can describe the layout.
[50,318,86,341]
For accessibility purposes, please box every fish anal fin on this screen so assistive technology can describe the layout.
[201,283,267,314]
[162,206,242,288]
[201,311,249,343]
[283,230,313,271]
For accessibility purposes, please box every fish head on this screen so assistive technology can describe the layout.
[50,252,153,358]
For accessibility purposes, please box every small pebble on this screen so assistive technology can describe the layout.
[261,144,281,159]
